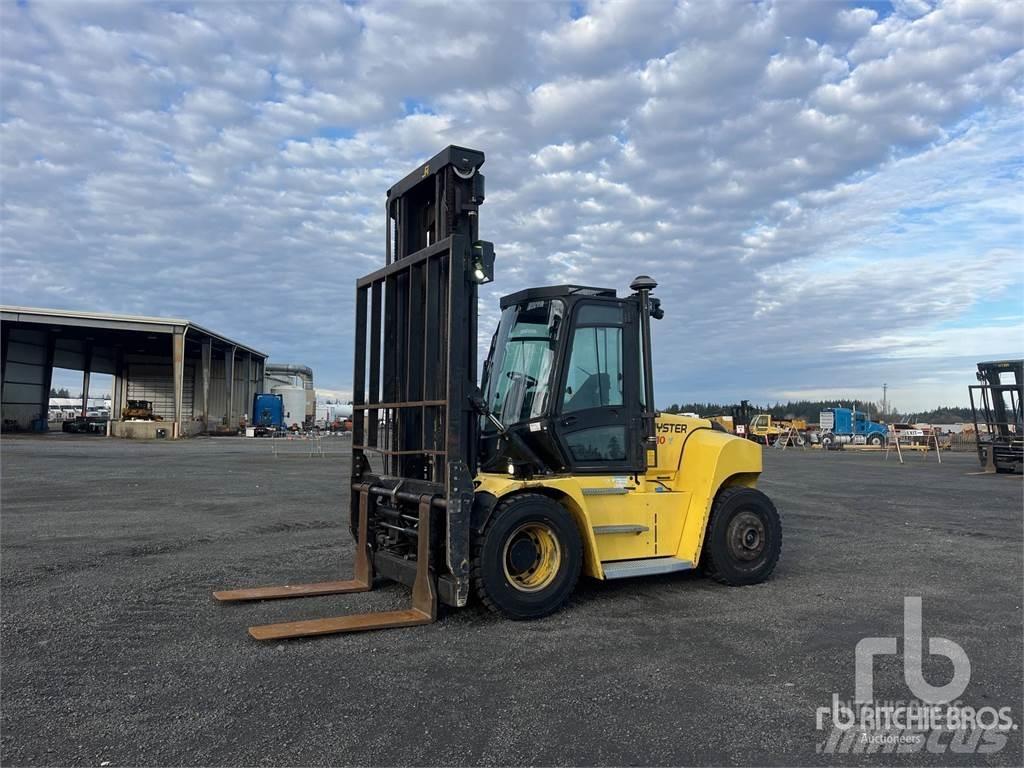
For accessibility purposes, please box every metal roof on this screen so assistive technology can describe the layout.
[0,305,267,358]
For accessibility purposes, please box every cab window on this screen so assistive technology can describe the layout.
[563,319,624,413]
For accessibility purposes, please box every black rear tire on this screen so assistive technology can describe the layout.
[473,493,582,620]
[701,487,782,586]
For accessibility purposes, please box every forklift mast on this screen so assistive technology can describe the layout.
[973,360,1023,437]
[732,400,752,435]
[349,145,493,607]
[969,359,1023,473]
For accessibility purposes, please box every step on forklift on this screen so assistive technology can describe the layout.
[215,146,782,640]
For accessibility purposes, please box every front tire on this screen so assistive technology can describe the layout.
[473,493,582,620]
[867,433,884,446]
[701,487,782,586]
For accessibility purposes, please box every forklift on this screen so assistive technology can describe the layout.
[969,359,1023,474]
[215,146,782,639]
[731,399,752,438]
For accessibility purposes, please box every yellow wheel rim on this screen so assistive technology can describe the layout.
[502,522,562,592]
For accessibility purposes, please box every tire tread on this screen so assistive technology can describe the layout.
[702,486,782,586]
[471,492,581,618]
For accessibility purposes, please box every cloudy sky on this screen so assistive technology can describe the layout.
[2,0,1022,411]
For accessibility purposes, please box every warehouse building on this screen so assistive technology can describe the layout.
[1,306,267,438]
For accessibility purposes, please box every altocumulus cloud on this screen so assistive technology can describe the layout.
[1,0,1021,409]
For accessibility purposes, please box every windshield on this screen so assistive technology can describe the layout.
[482,299,565,428]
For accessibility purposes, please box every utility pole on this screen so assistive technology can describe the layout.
[882,383,888,417]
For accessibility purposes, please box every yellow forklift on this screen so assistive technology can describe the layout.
[215,146,782,639]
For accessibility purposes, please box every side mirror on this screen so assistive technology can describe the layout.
[548,313,561,337]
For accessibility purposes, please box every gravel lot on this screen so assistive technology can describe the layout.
[1,435,1021,767]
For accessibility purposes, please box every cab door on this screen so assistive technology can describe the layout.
[552,300,654,560]
[552,300,643,474]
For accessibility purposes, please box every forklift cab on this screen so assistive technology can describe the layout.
[480,280,660,477]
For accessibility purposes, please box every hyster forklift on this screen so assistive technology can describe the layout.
[215,146,782,639]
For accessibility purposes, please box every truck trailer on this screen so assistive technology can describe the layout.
[252,393,285,433]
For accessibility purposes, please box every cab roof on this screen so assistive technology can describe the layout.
[499,285,617,309]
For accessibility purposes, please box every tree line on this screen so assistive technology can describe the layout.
[660,399,975,424]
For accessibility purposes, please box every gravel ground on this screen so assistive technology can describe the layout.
[1,435,1021,767]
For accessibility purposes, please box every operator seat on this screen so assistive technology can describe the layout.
[566,373,610,411]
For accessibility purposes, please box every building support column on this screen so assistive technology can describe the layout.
[40,332,55,430]
[112,347,125,421]
[224,345,236,431]
[81,341,93,418]
[1,321,10,403]
[244,352,253,428]
[117,350,129,420]
[201,340,212,434]
[172,329,185,438]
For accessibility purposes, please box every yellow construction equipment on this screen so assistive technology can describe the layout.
[747,414,806,446]
[215,146,782,639]
[708,414,735,433]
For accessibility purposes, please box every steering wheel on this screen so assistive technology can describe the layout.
[506,370,538,388]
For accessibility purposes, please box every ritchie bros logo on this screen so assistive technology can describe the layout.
[816,597,1016,755]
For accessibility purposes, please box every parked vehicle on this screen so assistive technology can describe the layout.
[61,416,106,434]
[747,414,807,446]
[252,393,285,429]
[819,407,887,447]
[731,399,752,437]
[215,145,782,641]
[123,400,158,420]
[969,359,1023,474]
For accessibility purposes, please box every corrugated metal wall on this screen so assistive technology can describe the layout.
[125,356,195,420]
[123,351,259,427]
[1,327,48,426]
[197,352,260,427]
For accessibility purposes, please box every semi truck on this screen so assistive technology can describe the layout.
[819,407,887,447]
[251,393,285,435]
